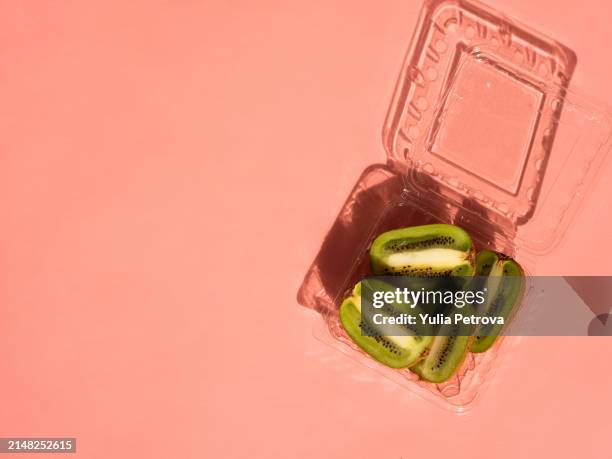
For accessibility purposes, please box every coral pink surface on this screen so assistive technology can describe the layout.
[0,0,611,458]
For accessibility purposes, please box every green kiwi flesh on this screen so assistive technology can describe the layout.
[339,281,434,369]
[470,250,524,354]
[410,306,474,383]
[370,224,474,277]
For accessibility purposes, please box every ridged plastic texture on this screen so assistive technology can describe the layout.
[383,0,612,253]
[297,0,612,411]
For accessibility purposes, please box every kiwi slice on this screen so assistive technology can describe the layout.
[370,224,474,277]
[470,250,524,353]
[410,305,474,383]
[339,281,434,369]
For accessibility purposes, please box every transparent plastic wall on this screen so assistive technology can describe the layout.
[298,0,612,411]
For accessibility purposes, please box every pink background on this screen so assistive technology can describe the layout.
[0,0,611,457]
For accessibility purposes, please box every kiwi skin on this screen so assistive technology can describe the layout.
[369,224,475,277]
[470,250,524,354]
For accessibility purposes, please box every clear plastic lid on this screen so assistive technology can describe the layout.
[382,0,612,254]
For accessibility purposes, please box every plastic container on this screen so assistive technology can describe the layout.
[297,0,612,411]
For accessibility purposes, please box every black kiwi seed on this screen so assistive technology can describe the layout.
[359,320,402,355]
[387,236,456,253]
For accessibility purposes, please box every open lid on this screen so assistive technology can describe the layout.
[382,0,612,254]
